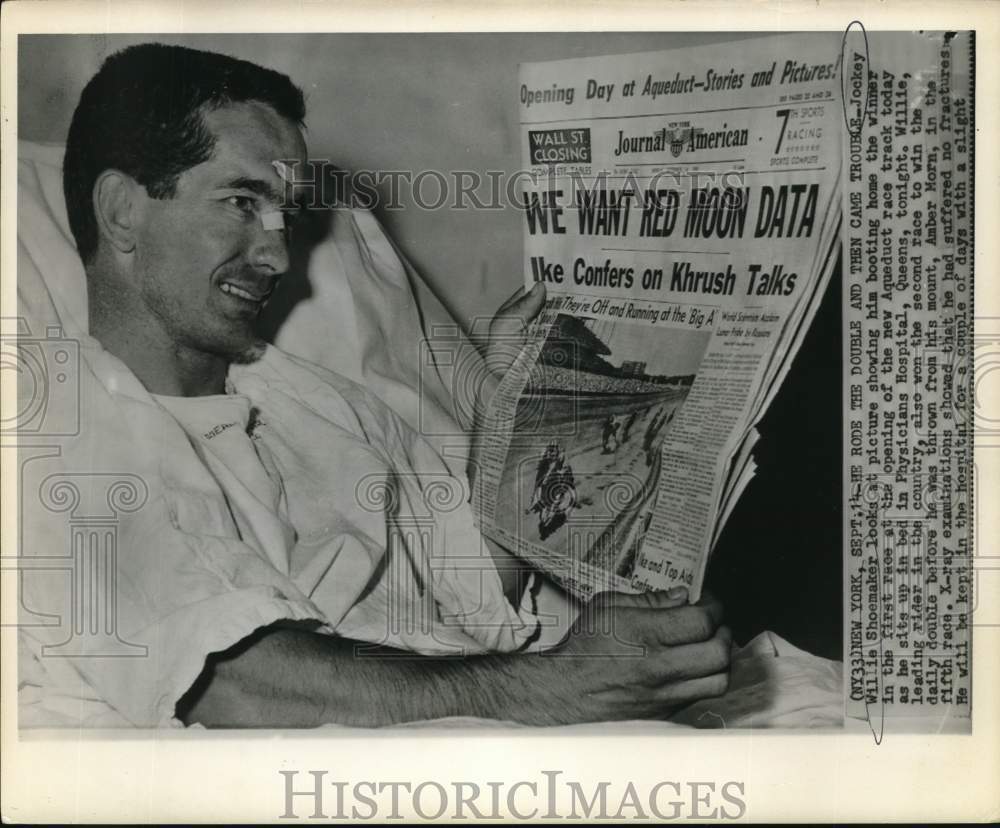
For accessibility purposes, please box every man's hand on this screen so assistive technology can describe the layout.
[510,587,731,725]
[480,281,547,378]
[467,282,547,491]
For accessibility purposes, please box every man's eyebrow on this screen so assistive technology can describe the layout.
[218,176,285,204]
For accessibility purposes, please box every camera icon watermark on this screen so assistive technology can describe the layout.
[418,318,581,442]
[850,472,972,647]
[1,317,80,436]
[973,315,1000,447]
[352,469,500,654]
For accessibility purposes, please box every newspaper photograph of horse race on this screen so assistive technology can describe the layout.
[494,313,711,581]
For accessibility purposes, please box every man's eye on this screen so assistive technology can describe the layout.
[225,195,256,215]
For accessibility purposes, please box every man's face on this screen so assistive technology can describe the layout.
[131,101,307,361]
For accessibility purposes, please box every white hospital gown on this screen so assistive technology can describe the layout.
[17,338,546,727]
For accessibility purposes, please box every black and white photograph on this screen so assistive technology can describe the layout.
[12,28,848,731]
[1,1,996,823]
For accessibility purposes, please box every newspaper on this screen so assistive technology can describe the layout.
[473,33,844,601]
[470,27,975,731]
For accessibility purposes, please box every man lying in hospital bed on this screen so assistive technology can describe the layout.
[15,43,840,729]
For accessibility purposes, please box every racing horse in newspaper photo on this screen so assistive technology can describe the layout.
[526,444,580,539]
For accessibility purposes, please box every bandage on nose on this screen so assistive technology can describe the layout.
[260,211,285,231]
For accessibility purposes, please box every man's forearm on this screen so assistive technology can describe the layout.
[179,591,732,729]
[179,625,543,728]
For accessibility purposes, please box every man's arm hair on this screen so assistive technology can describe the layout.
[176,625,540,728]
[176,591,732,728]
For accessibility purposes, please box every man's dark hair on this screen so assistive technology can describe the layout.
[63,43,306,263]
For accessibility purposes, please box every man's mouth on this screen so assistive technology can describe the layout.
[218,281,274,304]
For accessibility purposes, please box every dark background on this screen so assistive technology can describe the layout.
[709,256,842,660]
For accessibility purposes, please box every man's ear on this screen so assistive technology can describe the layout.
[92,170,142,255]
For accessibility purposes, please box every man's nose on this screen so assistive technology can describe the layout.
[248,218,290,275]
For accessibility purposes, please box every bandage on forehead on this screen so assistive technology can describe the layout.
[272,160,295,183]
[260,211,285,231]
[264,160,299,230]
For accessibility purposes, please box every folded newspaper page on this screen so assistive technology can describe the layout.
[473,33,843,601]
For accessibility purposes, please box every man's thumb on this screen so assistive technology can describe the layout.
[619,586,690,610]
[511,281,546,321]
